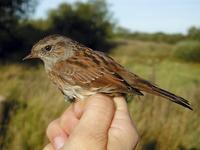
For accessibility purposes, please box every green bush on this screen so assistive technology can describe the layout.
[174,41,200,62]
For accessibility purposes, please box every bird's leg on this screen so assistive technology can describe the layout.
[63,94,76,103]
[64,95,69,102]
[126,93,135,103]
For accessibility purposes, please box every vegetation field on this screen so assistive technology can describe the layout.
[0,39,200,150]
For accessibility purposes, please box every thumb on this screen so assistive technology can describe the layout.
[108,97,139,150]
[63,94,115,150]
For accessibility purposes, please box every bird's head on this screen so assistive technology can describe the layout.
[23,34,75,65]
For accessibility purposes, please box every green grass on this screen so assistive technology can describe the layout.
[0,39,200,150]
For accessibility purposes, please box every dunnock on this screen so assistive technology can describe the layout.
[23,34,192,110]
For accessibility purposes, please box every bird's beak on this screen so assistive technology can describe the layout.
[23,53,38,60]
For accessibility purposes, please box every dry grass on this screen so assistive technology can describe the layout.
[0,39,200,150]
[0,64,67,149]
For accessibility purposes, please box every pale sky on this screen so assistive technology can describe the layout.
[33,0,200,34]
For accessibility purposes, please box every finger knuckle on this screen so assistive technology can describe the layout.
[46,120,59,137]
[60,114,67,127]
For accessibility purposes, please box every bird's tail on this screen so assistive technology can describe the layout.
[134,78,193,110]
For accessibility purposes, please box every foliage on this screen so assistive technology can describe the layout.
[173,41,200,62]
[114,26,200,44]
[114,26,131,36]
[47,0,114,50]
[0,0,36,33]
[0,0,114,61]
[114,31,186,44]
[0,0,37,56]
[187,26,200,40]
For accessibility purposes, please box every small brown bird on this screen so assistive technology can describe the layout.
[23,34,192,110]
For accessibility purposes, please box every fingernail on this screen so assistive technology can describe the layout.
[54,136,65,150]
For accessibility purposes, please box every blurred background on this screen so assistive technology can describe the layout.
[0,0,200,149]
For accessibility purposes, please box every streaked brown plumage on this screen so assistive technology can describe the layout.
[23,34,192,110]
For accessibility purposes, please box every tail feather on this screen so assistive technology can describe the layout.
[135,79,193,110]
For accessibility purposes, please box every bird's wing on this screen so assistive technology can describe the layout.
[96,51,192,110]
[51,49,143,95]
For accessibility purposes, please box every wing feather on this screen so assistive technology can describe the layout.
[51,50,143,95]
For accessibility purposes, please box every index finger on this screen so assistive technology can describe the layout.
[59,100,86,134]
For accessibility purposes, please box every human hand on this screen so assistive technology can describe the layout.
[43,94,139,150]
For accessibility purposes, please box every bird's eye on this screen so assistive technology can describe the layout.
[44,45,52,51]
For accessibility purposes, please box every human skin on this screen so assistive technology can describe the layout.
[43,94,139,150]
